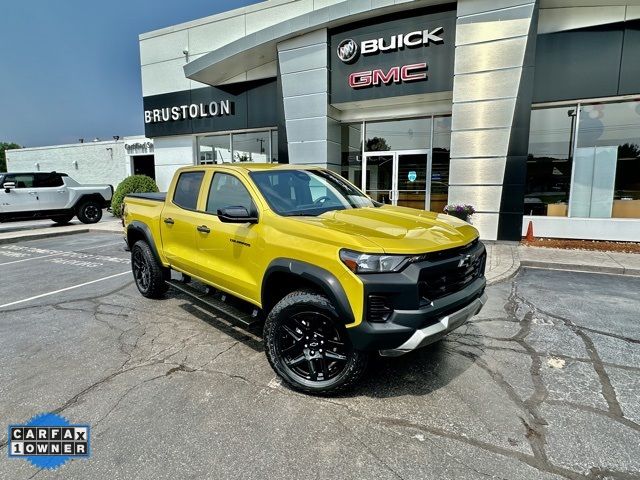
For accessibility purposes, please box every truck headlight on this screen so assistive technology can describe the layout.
[340,249,412,274]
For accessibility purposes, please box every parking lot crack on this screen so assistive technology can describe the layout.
[519,296,625,419]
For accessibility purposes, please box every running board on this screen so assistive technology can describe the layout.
[167,279,260,327]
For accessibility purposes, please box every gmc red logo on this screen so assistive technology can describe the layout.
[348,63,427,89]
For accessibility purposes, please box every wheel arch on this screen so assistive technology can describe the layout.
[127,221,164,267]
[73,193,109,210]
[262,259,355,324]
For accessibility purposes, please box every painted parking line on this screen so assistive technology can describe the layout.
[0,241,128,267]
[0,271,131,309]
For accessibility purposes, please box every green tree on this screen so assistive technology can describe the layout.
[0,142,21,172]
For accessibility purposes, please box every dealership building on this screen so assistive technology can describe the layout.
[12,0,638,242]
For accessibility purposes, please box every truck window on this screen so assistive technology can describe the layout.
[35,173,64,187]
[206,173,254,214]
[5,174,35,189]
[173,171,204,210]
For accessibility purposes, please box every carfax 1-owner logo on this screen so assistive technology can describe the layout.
[8,413,90,470]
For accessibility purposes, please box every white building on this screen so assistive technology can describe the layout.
[6,136,155,189]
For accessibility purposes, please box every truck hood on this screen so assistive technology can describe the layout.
[292,205,478,254]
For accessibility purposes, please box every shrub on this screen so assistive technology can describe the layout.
[111,175,159,217]
[444,204,476,221]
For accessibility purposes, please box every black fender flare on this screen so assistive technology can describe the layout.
[262,258,355,324]
[126,221,163,266]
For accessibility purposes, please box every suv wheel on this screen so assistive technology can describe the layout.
[51,215,74,225]
[264,291,368,394]
[131,240,169,299]
[77,200,103,224]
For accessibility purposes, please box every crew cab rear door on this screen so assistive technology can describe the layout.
[34,173,68,210]
[160,170,206,275]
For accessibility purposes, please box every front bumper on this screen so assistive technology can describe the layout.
[379,292,487,356]
[345,240,487,353]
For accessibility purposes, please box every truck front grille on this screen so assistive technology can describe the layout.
[418,245,486,303]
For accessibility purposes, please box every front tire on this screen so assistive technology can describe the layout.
[77,200,103,224]
[131,240,169,299]
[264,291,368,394]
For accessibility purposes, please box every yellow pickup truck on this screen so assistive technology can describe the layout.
[123,164,486,394]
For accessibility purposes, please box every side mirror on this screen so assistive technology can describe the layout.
[217,206,258,224]
[3,182,15,193]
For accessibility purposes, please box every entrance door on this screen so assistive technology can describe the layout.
[132,155,156,180]
[363,154,394,205]
[396,152,429,210]
[363,151,430,210]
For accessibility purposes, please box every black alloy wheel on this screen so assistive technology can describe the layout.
[130,240,169,299]
[132,247,151,294]
[277,310,349,383]
[264,291,368,394]
[77,200,103,224]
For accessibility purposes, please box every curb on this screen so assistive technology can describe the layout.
[520,260,640,277]
[0,226,122,245]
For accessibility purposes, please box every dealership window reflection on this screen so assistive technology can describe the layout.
[365,118,431,151]
[526,106,575,216]
[574,101,640,219]
[527,100,640,219]
[197,129,277,165]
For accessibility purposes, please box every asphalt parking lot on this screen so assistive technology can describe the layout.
[1,232,639,479]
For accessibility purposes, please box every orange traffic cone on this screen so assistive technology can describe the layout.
[525,221,534,242]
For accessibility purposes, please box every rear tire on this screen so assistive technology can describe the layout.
[264,290,368,395]
[131,240,169,299]
[77,200,103,224]
[51,215,74,225]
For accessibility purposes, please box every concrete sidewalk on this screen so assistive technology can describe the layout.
[484,243,640,284]
[519,244,640,276]
[0,217,122,244]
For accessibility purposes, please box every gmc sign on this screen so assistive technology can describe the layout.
[348,63,427,88]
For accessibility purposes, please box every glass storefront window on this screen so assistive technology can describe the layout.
[271,130,279,163]
[232,131,270,163]
[197,129,277,165]
[527,99,640,219]
[199,134,231,164]
[526,106,575,216]
[574,100,640,218]
[365,118,431,151]
[431,115,451,214]
[340,123,362,187]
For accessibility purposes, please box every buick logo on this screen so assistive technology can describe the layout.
[337,38,359,63]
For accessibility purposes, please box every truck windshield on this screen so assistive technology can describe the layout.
[250,169,377,216]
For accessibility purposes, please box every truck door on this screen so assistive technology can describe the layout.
[0,174,39,214]
[34,173,69,211]
[160,170,206,276]
[192,171,263,305]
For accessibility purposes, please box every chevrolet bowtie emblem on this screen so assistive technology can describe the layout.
[458,254,474,268]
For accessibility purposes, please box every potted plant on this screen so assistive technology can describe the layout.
[444,204,476,223]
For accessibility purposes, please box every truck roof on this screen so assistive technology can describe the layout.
[183,163,322,172]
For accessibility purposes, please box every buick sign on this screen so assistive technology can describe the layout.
[337,39,359,63]
[336,27,444,63]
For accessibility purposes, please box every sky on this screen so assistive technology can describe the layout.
[0,0,259,148]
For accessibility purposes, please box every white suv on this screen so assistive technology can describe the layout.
[0,172,113,224]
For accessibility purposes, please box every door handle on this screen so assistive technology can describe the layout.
[29,192,38,196]
[57,190,66,194]
[388,190,395,202]
[163,217,175,225]
[197,225,210,233]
